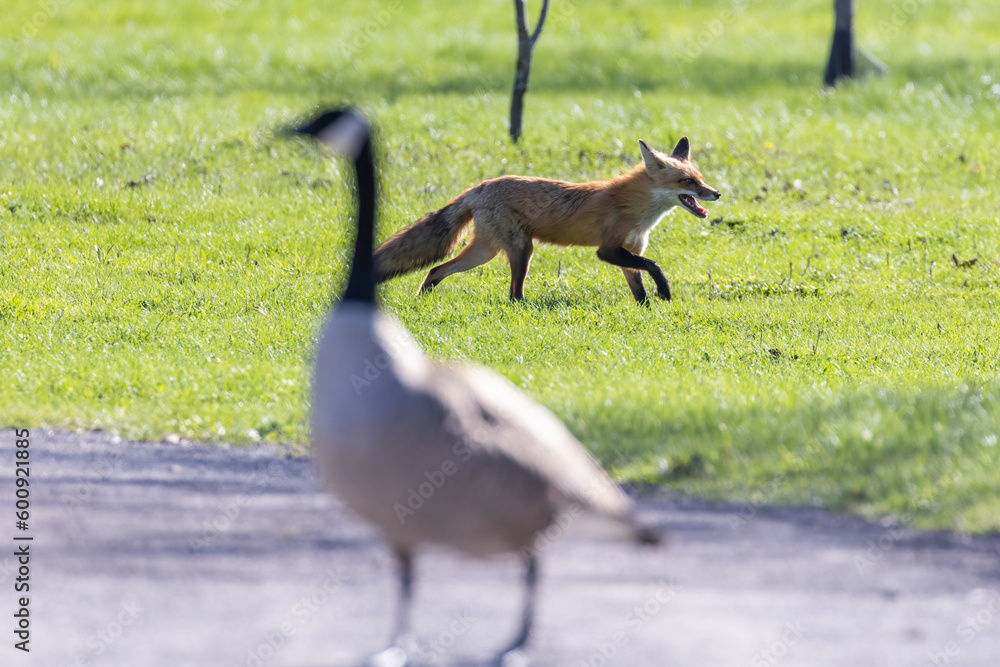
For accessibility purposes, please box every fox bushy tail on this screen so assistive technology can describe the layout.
[373,192,474,282]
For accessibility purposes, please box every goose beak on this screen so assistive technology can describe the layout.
[292,108,369,159]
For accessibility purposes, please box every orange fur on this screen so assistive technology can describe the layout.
[372,137,721,303]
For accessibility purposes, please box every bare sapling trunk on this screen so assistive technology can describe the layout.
[824,0,855,86]
[510,0,549,143]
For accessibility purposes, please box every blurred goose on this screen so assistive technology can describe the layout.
[294,109,661,667]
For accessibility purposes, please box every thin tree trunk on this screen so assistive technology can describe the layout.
[510,0,549,143]
[824,0,855,86]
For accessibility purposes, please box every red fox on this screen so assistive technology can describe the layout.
[373,137,720,303]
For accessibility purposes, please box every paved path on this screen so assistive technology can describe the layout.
[1,429,998,667]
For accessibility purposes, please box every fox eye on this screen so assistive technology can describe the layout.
[682,178,696,184]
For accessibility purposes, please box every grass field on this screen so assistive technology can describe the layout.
[2,0,998,530]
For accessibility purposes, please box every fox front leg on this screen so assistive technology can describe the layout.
[597,246,672,302]
[620,268,649,305]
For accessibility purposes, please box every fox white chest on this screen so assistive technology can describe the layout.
[625,189,678,252]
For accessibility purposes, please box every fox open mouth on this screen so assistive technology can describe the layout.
[679,194,708,218]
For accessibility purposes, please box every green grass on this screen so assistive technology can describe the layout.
[2,0,999,531]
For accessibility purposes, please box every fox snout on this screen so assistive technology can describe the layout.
[698,186,721,201]
[678,184,720,219]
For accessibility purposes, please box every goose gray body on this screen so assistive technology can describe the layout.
[294,108,659,666]
[311,302,637,559]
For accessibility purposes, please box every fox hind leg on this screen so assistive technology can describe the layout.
[506,237,535,301]
[418,234,499,294]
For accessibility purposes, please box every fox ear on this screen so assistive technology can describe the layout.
[671,136,691,161]
[638,139,662,173]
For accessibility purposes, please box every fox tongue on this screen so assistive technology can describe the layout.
[680,194,707,217]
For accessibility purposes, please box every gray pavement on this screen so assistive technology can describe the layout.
[0,428,998,667]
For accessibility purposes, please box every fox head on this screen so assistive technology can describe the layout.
[638,137,721,219]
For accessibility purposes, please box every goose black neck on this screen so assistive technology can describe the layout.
[342,137,376,304]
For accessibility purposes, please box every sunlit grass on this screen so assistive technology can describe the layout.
[1,0,998,530]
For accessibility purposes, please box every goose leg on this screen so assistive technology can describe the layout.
[494,556,538,666]
[369,547,414,667]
